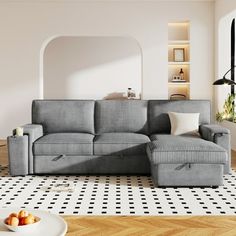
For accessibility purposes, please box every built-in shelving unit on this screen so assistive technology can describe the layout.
[168,22,190,100]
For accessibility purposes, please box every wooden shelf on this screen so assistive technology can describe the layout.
[168,82,190,85]
[168,40,190,45]
[168,62,190,65]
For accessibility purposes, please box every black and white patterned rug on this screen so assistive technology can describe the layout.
[0,165,236,216]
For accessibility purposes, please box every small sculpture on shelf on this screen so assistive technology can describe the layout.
[171,68,186,83]
[179,68,184,80]
[127,88,136,99]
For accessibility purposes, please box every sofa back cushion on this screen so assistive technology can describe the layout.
[95,100,148,134]
[148,100,211,134]
[32,100,95,134]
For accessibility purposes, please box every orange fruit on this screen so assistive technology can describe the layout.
[8,216,19,226]
[9,213,18,218]
[6,211,36,226]
[5,217,11,225]
[24,215,35,225]
[26,218,33,225]
[18,210,29,218]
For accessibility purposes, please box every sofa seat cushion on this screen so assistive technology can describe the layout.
[34,133,94,155]
[94,133,150,156]
[147,134,227,164]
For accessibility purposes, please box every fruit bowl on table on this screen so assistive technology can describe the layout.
[3,210,41,233]
[0,208,67,236]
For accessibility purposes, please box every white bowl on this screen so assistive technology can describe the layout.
[4,216,41,232]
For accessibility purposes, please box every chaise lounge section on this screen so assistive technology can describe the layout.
[7,99,231,187]
[147,135,227,186]
[146,100,229,186]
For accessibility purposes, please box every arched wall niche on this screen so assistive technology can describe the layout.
[41,36,142,99]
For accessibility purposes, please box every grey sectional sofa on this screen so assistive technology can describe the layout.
[7,100,231,187]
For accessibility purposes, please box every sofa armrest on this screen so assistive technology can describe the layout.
[13,124,43,174]
[199,124,231,174]
[199,124,229,141]
[21,124,43,138]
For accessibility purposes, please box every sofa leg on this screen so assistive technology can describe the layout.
[211,186,219,189]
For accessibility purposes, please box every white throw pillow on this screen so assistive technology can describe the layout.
[168,112,200,135]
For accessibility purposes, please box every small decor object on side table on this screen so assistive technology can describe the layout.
[15,127,24,136]
[173,48,185,62]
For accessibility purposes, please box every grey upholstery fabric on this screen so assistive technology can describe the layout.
[95,100,148,134]
[7,136,28,176]
[94,133,150,155]
[147,135,227,164]
[34,133,94,156]
[200,124,231,174]
[151,163,224,186]
[34,155,150,174]
[32,100,95,134]
[199,124,230,136]
[22,124,43,174]
[7,99,231,185]
[148,100,211,134]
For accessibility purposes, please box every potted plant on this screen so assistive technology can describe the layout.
[216,93,236,123]
[216,93,236,150]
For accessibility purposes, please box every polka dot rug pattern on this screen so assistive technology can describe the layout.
[0,165,236,215]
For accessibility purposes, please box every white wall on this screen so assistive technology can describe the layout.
[44,36,141,99]
[215,0,236,150]
[215,0,236,112]
[0,0,214,138]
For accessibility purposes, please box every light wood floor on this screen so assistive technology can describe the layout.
[64,216,236,236]
[0,139,7,166]
[1,139,236,235]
